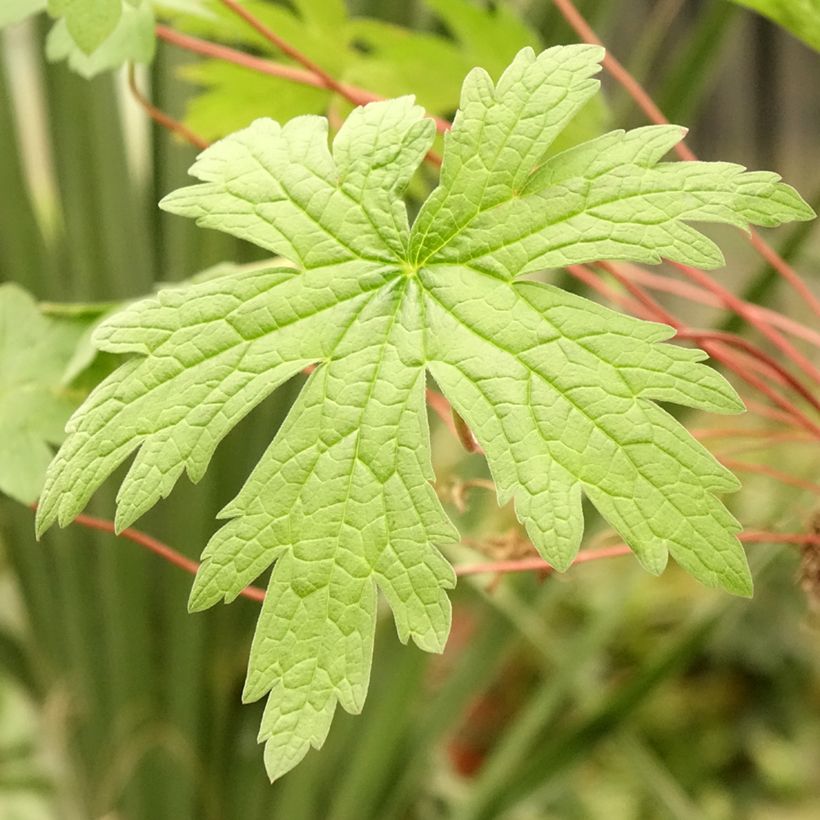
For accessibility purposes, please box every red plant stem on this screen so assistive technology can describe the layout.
[599,262,820,404]
[213,0,452,144]
[598,260,677,324]
[566,264,638,312]
[156,25,377,106]
[127,64,209,150]
[693,428,811,444]
[679,330,820,414]
[218,0,358,100]
[720,460,820,495]
[454,545,633,577]
[155,20,453,136]
[558,267,816,436]
[744,400,802,427]
[455,531,820,577]
[37,505,820,590]
[716,431,815,455]
[671,261,820,387]
[426,388,459,439]
[615,264,820,349]
[153,25,446,164]
[740,530,820,545]
[551,0,820,317]
[452,408,480,452]
[55,510,268,602]
[592,263,820,436]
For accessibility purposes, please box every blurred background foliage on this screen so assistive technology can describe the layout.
[0,0,819,818]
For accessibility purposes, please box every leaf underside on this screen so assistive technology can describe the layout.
[36,46,814,780]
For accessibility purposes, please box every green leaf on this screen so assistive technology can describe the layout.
[179,61,328,142]
[170,0,547,139]
[46,0,154,78]
[36,46,814,780]
[727,0,820,52]
[0,285,89,505]
[48,0,122,54]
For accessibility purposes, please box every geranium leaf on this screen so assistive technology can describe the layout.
[36,46,814,780]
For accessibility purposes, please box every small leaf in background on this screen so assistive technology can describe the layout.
[171,0,560,141]
[45,0,155,78]
[35,46,813,779]
[727,0,820,51]
[47,0,122,54]
[0,284,90,505]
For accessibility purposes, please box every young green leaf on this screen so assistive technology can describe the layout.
[48,0,122,54]
[46,0,154,78]
[35,46,814,780]
[170,0,547,140]
[0,285,89,504]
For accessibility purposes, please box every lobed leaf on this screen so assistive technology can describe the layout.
[37,46,814,780]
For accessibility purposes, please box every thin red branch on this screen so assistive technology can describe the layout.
[155,25,378,107]
[716,430,815,454]
[217,0,361,102]
[593,262,820,437]
[721,460,820,495]
[551,0,820,317]
[127,64,209,150]
[744,400,802,427]
[454,545,632,577]
[153,24,446,164]
[456,531,820,577]
[678,329,820,414]
[615,264,820,349]
[56,509,267,603]
[692,427,809,442]
[43,505,820,587]
[671,261,820,388]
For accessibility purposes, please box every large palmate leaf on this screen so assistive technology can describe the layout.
[36,46,814,779]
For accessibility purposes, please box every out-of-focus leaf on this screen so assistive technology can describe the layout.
[180,61,328,141]
[47,0,122,54]
[45,0,155,78]
[0,284,89,505]
[727,0,820,51]
[171,0,547,139]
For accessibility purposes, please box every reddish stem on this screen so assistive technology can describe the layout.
[614,264,820,349]
[678,329,820,414]
[155,25,379,107]
[552,0,820,317]
[454,545,632,577]
[127,64,209,150]
[744,400,802,427]
[721,460,820,495]
[671,262,820,386]
[38,504,819,589]
[217,0,359,101]
[591,263,820,437]
[54,509,267,602]
[153,24,446,164]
